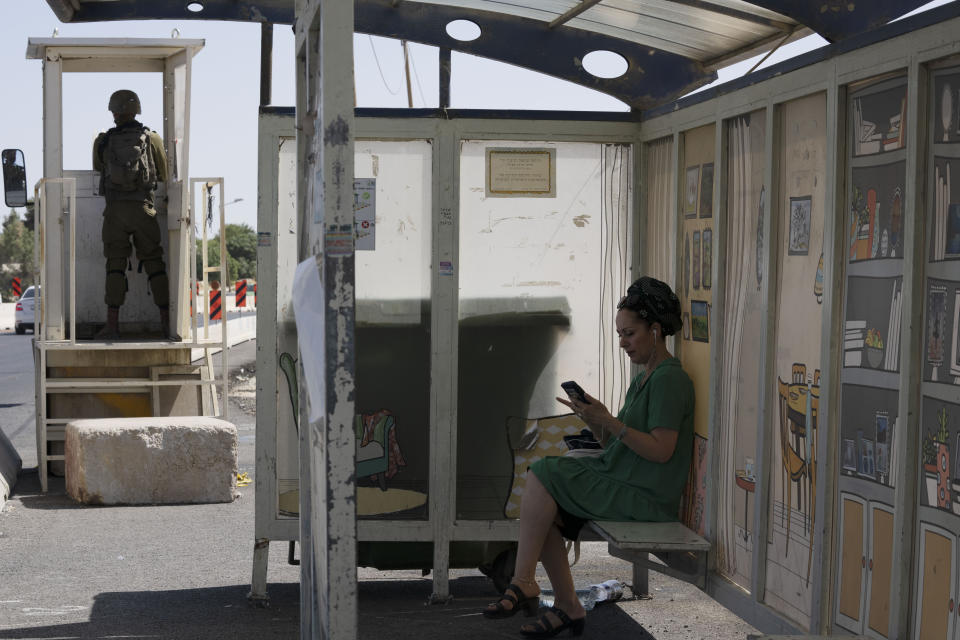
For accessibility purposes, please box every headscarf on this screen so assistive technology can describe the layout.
[617,276,683,336]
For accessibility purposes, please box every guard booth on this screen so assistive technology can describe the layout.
[23,38,229,491]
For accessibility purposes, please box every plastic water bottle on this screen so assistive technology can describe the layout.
[539,580,623,611]
[588,580,624,606]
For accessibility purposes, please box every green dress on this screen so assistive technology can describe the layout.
[530,357,695,522]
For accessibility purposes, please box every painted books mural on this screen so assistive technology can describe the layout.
[843,277,903,372]
[764,93,826,628]
[849,161,906,262]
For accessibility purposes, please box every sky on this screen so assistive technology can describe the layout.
[0,1,951,230]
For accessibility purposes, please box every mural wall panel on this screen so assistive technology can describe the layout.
[678,124,715,535]
[716,110,766,590]
[835,74,907,639]
[912,64,960,640]
[764,92,827,629]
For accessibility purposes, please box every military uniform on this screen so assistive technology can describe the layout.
[92,122,169,309]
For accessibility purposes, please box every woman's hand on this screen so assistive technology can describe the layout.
[556,391,615,432]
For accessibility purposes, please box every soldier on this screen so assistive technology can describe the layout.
[92,89,172,339]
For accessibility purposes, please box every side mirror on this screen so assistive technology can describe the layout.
[2,149,28,208]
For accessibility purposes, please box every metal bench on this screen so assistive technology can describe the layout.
[582,520,710,596]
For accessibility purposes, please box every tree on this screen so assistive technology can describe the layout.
[195,223,257,285]
[0,210,34,297]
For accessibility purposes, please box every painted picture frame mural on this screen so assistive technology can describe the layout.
[685,166,700,217]
[699,163,714,218]
[693,230,701,290]
[691,300,709,342]
[683,312,691,340]
[702,228,713,289]
[850,161,907,261]
[788,196,812,256]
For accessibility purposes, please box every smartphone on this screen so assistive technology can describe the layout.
[561,380,590,404]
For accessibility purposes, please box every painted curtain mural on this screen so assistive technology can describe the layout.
[910,65,960,640]
[834,75,906,639]
[764,93,826,628]
[716,111,766,591]
[645,137,676,288]
[678,124,715,535]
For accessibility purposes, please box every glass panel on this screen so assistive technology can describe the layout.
[354,139,433,520]
[456,139,631,519]
[275,136,299,519]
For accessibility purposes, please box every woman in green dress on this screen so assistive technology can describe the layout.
[482,276,695,638]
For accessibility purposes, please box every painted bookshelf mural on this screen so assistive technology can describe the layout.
[835,75,906,639]
[911,64,960,640]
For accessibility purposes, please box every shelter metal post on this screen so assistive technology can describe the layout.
[812,67,842,634]
[295,1,358,637]
[260,22,273,107]
[439,48,451,110]
[890,53,927,640]
[751,98,781,602]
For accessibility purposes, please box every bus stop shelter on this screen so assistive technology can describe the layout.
[38,1,960,639]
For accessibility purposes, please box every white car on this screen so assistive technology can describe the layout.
[15,285,37,334]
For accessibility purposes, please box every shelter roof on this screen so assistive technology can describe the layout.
[42,0,940,109]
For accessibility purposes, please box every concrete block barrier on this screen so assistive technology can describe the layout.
[65,417,238,505]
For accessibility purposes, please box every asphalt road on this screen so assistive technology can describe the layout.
[0,332,759,639]
[0,337,305,639]
[0,332,41,469]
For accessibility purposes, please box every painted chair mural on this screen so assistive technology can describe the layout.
[777,363,820,584]
[355,409,407,491]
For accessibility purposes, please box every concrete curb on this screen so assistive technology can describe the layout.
[190,314,257,361]
[0,425,22,511]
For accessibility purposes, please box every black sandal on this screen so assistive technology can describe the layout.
[520,607,585,638]
[483,583,540,619]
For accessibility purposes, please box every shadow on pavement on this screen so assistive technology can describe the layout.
[356,576,654,640]
[0,584,300,639]
[8,470,90,511]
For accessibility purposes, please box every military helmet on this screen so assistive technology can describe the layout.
[108,89,141,115]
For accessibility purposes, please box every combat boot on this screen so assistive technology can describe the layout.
[95,306,120,340]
